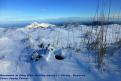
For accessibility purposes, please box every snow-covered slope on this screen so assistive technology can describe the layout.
[0,24,121,81]
[26,22,55,29]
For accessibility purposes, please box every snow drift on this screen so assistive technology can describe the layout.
[0,24,121,81]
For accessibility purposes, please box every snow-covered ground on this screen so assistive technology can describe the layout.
[0,23,121,81]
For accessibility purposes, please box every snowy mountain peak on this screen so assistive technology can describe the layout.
[26,22,55,29]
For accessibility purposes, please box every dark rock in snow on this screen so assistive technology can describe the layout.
[55,55,64,60]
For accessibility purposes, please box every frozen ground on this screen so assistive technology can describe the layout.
[0,23,121,81]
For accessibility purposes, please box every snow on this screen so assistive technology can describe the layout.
[0,23,121,81]
[26,22,56,29]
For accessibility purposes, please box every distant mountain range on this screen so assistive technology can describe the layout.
[0,17,121,28]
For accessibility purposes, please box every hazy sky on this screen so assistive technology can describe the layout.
[0,0,121,22]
